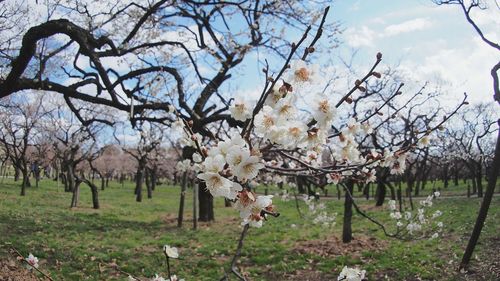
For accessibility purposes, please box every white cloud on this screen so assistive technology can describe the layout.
[396,37,500,105]
[383,18,433,37]
[344,26,376,47]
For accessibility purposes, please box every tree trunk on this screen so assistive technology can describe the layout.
[14,166,20,181]
[177,172,187,228]
[471,174,477,194]
[89,181,99,209]
[60,172,68,191]
[151,168,157,191]
[20,172,27,196]
[406,176,415,210]
[388,182,396,200]
[342,181,354,243]
[198,181,214,221]
[443,165,449,188]
[375,180,386,206]
[70,180,81,208]
[145,169,152,199]
[414,179,421,197]
[460,122,500,270]
[135,166,144,202]
[193,181,198,230]
[67,165,75,192]
[363,183,370,199]
[476,168,483,198]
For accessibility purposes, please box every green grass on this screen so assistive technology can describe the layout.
[0,177,499,280]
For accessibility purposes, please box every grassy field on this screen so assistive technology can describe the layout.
[0,178,499,280]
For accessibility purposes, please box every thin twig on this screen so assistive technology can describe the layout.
[9,246,54,281]
[221,224,250,281]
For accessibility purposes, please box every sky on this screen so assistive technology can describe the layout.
[329,0,499,105]
[229,0,499,108]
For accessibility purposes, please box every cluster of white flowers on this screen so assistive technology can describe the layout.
[191,132,276,227]
[381,149,407,175]
[175,153,203,173]
[197,133,264,199]
[248,60,332,152]
[175,159,192,172]
[234,191,274,228]
[229,100,252,121]
[337,266,366,281]
[329,118,374,165]
[387,191,443,237]
[302,194,336,227]
[25,253,39,270]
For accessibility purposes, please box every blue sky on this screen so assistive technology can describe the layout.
[330,0,499,104]
[230,0,499,107]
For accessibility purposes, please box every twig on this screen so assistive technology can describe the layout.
[164,253,172,280]
[221,224,250,281]
[8,246,54,281]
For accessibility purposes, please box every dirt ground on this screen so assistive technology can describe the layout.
[0,258,39,281]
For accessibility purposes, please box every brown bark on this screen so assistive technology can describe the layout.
[342,180,354,243]
[198,181,214,222]
[177,172,187,228]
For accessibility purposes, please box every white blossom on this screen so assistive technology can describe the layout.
[337,266,366,281]
[229,101,252,121]
[163,245,179,259]
[25,253,39,270]
[234,155,264,181]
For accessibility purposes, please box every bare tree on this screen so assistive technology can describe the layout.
[0,95,48,195]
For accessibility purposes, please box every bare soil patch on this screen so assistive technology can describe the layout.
[294,235,387,259]
[264,269,334,281]
[0,259,39,281]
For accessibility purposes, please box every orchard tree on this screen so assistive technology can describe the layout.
[121,123,165,202]
[0,95,48,195]
[446,103,497,197]
[44,102,107,208]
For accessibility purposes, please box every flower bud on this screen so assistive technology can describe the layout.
[376,52,382,60]
[339,133,346,142]
[372,71,381,78]
[188,120,193,127]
